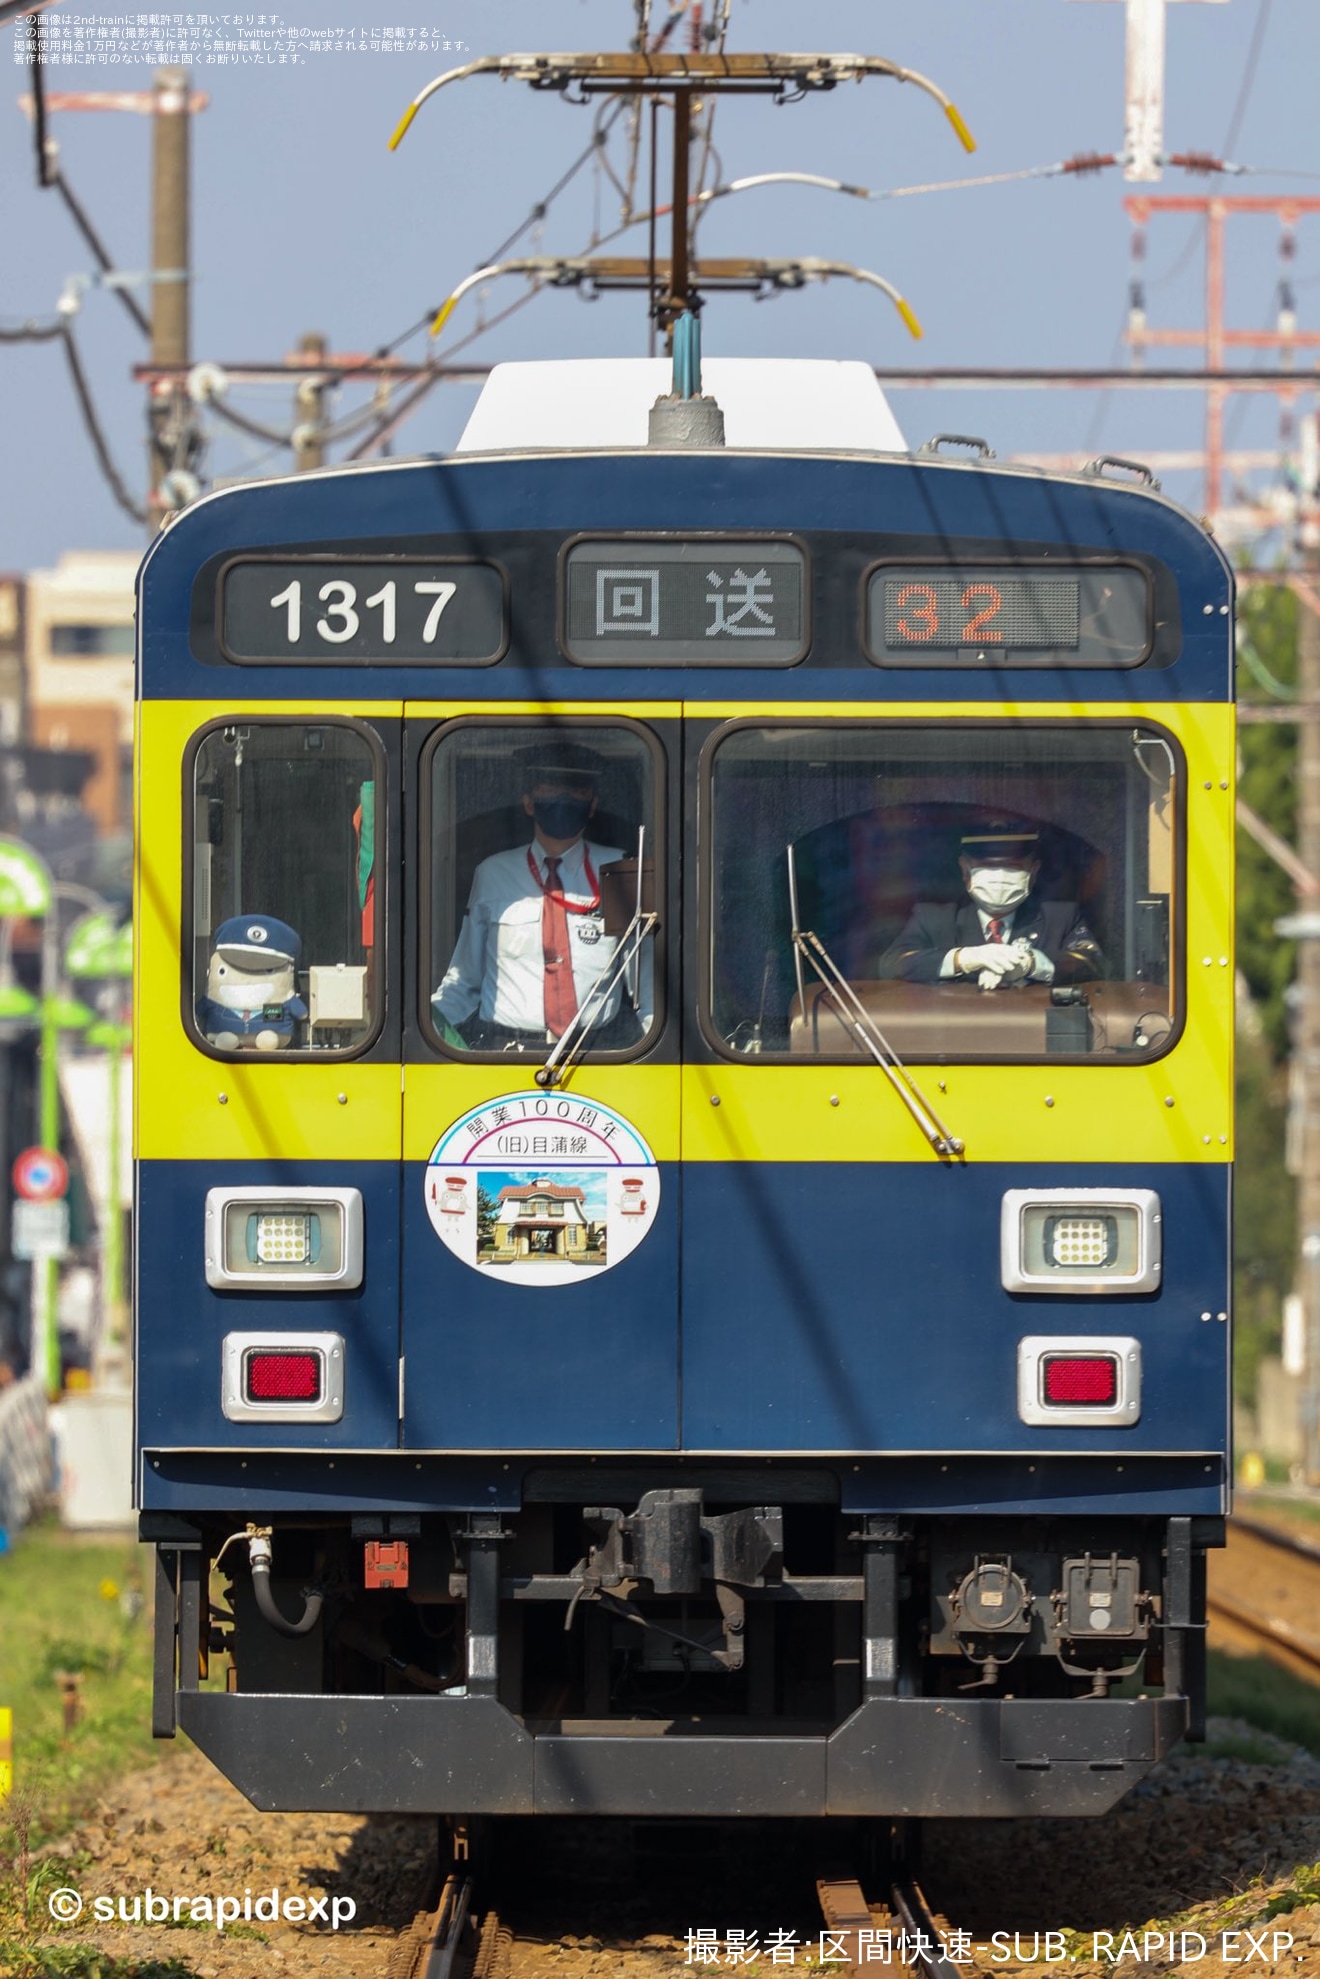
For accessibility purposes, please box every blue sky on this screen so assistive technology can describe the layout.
[2,0,1317,569]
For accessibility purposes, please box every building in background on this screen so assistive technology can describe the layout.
[0,575,25,747]
[20,550,137,895]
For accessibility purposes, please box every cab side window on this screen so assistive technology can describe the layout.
[190,721,380,1055]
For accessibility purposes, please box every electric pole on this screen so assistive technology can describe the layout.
[293,332,329,471]
[147,65,192,517]
[1298,555,1320,1480]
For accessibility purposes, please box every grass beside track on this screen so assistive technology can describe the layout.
[1207,1644,1320,1754]
[0,1517,178,1976]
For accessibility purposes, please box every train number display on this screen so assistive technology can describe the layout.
[867,563,1152,668]
[218,558,506,663]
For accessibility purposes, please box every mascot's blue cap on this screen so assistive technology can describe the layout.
[213,914,302,965]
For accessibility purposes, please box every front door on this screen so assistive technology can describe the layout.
[399,709,682,1452]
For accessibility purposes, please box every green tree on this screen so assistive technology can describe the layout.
[1234,580,1302,1399]
[1237,582,1299,1058]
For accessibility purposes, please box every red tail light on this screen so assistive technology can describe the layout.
[245,1350,322,1402]
[1043,1354,1117,1406]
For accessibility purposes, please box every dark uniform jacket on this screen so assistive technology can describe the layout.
[878,893,1104,985]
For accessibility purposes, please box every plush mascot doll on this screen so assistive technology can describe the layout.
[197,914,307,1050]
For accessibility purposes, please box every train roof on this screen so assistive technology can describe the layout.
[455,358,909,455]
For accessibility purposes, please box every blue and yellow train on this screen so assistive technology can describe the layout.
[135,355,1232,1819]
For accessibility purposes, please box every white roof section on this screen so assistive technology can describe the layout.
[456,358,907,454]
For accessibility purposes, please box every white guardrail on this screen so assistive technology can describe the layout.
[0,1374,52,1535]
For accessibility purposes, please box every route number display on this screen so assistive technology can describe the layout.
[866,564,1151,668]
[219,559,506,664]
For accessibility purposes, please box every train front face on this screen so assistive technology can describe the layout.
[135,444,1232,1819]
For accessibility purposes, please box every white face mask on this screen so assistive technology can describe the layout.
[967,865,1033,911]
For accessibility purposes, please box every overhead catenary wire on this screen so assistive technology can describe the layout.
[3,310,150,516]
[483,100,628,268]
[204,393,295,449]
[51,176,152,339]
[345,288,545,461]
[0,318,64,342]
[1221,0,1274,160]
[24,19,152,339]
[58,322,147,524]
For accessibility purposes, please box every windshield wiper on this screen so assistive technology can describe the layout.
[788,844,965,1161]
[536,827,657,1090]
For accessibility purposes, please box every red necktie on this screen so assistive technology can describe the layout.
[541,856,579,1037]
[986,917,1006,942]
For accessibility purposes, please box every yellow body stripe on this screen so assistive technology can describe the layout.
[137,697,1233,1167]
[402,1065,682,1163]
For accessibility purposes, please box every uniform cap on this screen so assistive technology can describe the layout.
[959,824,1039,863]
[213,914,302,965]
[517,741,605,788]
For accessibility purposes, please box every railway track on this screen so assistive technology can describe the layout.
[387,1866,480,1979]
[387,1831,987,1978]
[1207,1510,1320,1683]
[821,1872,979,1978]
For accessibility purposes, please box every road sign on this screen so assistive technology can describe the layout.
[12,1146,68,1203]
[12,1200,70,1261]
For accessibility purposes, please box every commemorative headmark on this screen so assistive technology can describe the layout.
[425,1091,660,1289]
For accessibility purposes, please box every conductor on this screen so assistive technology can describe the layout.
[433,744,642,1047]
[878,826,1104,990]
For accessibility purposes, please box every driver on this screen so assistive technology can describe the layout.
[879,826,1103,990]
[432,743,644,1048]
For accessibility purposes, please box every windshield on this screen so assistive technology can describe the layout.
[424,719,660,1058]
[706,723,1178,1061]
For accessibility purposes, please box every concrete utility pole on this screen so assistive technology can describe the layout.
[1297,563,1320,1481]
[147,66,192,513]
[1069,0,1229,181]
[293,332,329,472]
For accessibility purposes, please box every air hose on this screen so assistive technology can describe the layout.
[246,1528,325,1638]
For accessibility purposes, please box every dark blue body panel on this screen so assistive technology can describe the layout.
[137,1158,1227,1460]
[399,1168,680,1450]
[139,1448,1227,1517]
[135,1160,402,1451]
[138,454,1233,705]
[678,1161,1229,1452]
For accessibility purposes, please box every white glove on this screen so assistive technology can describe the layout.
[959,942,1026,981]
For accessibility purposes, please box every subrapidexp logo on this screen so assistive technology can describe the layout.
[425,1091,660,1288]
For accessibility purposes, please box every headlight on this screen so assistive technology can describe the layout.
[1001,1188,1160,1294]
[205,1187,364,1290]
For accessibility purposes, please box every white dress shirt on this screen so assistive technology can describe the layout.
[434,837,649,1035]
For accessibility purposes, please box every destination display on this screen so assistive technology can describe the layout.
[219,558,506,663]
[867,564,1151,668]
[564,539,806,665]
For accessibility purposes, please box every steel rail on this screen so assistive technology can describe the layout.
[1208,1588,1320,1680]
[889,1876,977,1979]
[818,1870,982,1978]
[1231,1512,1320,1565]
[409,1871,474,1979]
